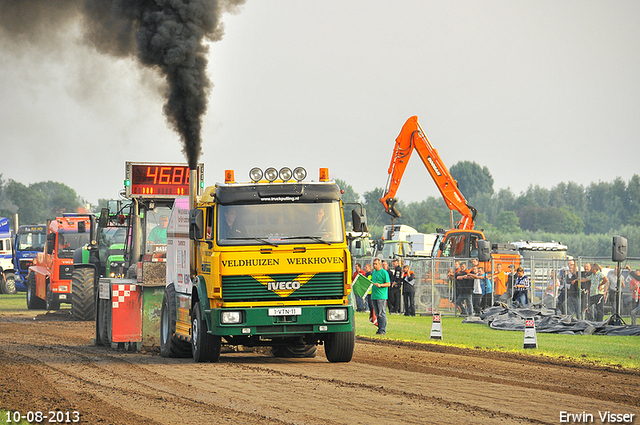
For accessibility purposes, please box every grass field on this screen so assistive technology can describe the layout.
[1,293,637,369]
[355,311,640,369]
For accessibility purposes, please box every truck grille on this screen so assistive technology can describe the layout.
[221,272,344,302]
[19,259,34,270]
[59,264,74,280]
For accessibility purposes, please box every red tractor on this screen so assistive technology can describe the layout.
[27,214,94,310]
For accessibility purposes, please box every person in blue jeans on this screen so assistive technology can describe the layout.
[512,267,530,306]
[370,258,390,335]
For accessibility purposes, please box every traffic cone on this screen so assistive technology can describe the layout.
[523,318,538,349]
[430,312,442,340]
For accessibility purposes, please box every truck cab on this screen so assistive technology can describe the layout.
[162,167,358,363]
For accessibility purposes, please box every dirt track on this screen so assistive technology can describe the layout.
[1,309,639,425]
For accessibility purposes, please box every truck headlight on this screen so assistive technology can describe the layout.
[221,311,242,324]
[326,308,348,322]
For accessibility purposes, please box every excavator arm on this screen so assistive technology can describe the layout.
[379,116,477,230]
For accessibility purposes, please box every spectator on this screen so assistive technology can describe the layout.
[493,263,508,304]
[578,262,593,320]
[626,266,640,325]
[370,258,390,335]
[364,263,373,315]
[470,265,484,314]
[402,265,416,316]
[512,267,530,306]
[388,259,403,314]
[605,266,625,316]
[455,263,473,316]
[352,263,366,312]
[447,267,456,312]
[506,264,516,303]
[543,270,560,309]
[559,260,580,317]
[588,263,608,321]
[481,267,492,309]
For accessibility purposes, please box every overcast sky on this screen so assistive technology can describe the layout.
[1,1,639,208]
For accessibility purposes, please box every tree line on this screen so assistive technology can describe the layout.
[2,165,638,258]
[0,176,86,228]
[337,161,640,258]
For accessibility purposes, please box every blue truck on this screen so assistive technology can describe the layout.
[0,221,47,294]
[0,217,14,294]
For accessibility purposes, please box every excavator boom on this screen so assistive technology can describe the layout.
[380,116,476,230]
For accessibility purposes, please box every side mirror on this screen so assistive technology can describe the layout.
[46,239,55,254]
[351,208,368,232]
[355,240,362,249]
[477,239,491,262]
[78,221,86,233]
[99,208,109,228]
[612,235,627,262]
[189,208,204,240]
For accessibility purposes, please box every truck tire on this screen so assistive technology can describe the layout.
[26,273,46,310]
[324,328,355,363]
[160,284,191,358]
[71,268,95,321]
[45,282,60,310]
[272,345,318,358]
[1,272,17,295]
[191,301,221,363]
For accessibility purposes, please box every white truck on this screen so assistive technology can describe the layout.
[379,224,437,258]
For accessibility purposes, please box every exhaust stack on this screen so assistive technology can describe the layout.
[189,168,198,276]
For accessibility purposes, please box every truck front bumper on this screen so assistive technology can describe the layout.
[208,305,354,337]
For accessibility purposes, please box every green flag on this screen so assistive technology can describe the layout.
[352,274,373,298]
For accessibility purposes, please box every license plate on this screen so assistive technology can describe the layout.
[268,308,301,316]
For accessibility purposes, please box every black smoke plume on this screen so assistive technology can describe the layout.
[0,0,244,169]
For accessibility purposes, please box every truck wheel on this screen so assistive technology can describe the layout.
[26,273,46,310]
[1,272,17,295]
[272,345,318,358]
[324,328,356,363]
[71,268,95,321]
[160,284,191,358]
[191,301,221,363]
[46,282,60,310]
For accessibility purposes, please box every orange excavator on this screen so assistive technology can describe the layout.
[380,116,519,264]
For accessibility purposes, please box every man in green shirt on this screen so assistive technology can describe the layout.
[148,215,169,244]
[371,258,390,335]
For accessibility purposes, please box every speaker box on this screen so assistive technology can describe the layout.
[612,235,627,262]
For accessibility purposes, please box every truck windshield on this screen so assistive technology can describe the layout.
[217,202,344,246]
[17,232,47,252]
[57,232,91,258]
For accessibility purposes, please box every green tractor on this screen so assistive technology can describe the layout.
[71,201,130,321]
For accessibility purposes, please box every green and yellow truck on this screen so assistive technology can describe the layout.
[161,166,362,362]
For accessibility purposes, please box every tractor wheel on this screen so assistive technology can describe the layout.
[45,282,60,310]
[160,284,191,358]
[324,327,356,363]
[26,273,46,310]
[71,268,95,321]
[1,272,17,295]
[272,344,318,358]
[95,296,111,346]
[191,301,221,363]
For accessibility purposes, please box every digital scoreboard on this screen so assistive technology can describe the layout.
[124,162,204,198]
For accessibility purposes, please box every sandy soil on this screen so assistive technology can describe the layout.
[1,309,639,425]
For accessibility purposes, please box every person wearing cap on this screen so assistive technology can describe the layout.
[512,266,530,306]
[148,215,169,244]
